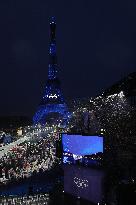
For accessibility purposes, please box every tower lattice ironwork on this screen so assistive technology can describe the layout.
[33,17,69,125]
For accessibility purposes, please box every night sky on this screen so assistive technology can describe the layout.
[0,0,136,117]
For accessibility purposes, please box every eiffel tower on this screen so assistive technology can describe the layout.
[33,17,69,125]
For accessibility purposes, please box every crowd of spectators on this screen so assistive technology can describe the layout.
[0,135,56,184]
[0,193,49,205]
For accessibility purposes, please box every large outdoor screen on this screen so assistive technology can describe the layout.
[62,134,103,156]
[64,164,105,204]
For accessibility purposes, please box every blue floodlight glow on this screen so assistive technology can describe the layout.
[62,134,103,156]
[33,18,69,125]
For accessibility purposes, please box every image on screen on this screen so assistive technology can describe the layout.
[64,164,105,204]
[62,134,103,156]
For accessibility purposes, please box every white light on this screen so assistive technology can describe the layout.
[48,94,58,99]
[73,154,82,160]
[74,177,88,189]
[118,91,124,98]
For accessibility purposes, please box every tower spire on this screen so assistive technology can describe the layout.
[50,16,56,41]
[48,16,58,80]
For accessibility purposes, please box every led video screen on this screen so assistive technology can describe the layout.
[64,164,105,204]
[62,134,103,156]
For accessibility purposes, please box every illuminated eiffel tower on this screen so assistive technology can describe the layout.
[33,17,69,125]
